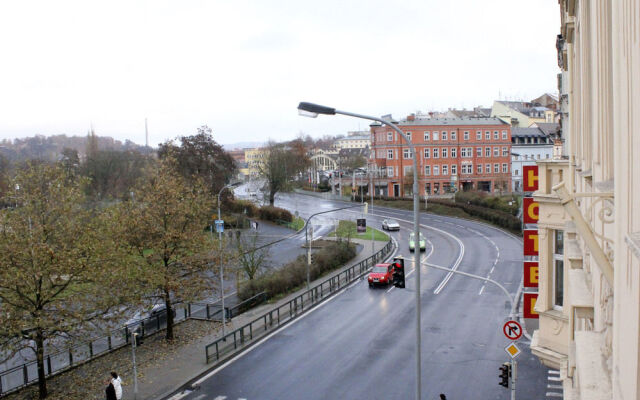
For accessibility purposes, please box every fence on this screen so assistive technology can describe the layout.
[205,239,393,364]
[0,301,224,397]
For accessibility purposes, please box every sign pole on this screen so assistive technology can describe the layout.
[511,360,517,400]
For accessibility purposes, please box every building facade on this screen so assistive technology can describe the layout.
[530,1,640,399]
[511,126,554,192]
[370,116,511,197]
[244,147,266,178]
[333,132,371,150]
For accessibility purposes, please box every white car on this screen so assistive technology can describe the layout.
[382,219,400,231]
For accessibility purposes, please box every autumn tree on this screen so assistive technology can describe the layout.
[259,140,310,205]
[0,163,127,399]
[82,150,153,200]
[117,158,215,341]
[158,125,236,196]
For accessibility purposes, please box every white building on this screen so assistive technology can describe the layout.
[511,126,555,192]
[333,132,370,150]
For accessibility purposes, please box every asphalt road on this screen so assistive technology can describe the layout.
[176,192,552,400]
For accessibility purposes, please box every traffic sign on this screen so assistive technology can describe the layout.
[504,342,521,359]
[503,320,523,340]
[214,220,224,233]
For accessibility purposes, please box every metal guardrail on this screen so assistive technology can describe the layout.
[205,240,393,364]
[228,292,268,319]
[0,301,226,397]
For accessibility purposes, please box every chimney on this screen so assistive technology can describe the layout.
[407,114,415,121]
[553,138,564,160]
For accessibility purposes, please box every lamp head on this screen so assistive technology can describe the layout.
[297,102,336,118]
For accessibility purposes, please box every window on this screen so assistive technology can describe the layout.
[424,165,431,176]
[387,166,394,177]
[424,148,430,158]
[485,131,491,140]
[451,131,457,140]
[387,149,393,159]
[387,132,393,141]
[502,163,508,173]
[442,148,448,158]
[477,164,482,174]
[403,165,412,175]
[433,166,440,176]
[476,131,482,140]
[463,131,469,140]
[494,131,499,140]
[433,148,439,158]
[405,132,412,141]
[461,147,469,157]
[493,147,499,157]
[461,164,473,174]
[502,147,509,157]
[486,163,491,173]
[403,148,412,159]
[554,230,564,308]
[433,131,439,141]
[514,169,519,175]
[494,164,499,173]
[442,165,448,175]
[502,130,508,140]
[442,131,448,140]
[451,148,457,158]
[485,147,491,157]
[451,164,457,175]
[476,147,482,157]
[424,131,430,141]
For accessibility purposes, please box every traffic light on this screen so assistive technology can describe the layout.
[499,362,510,388]
[392,256,405,288]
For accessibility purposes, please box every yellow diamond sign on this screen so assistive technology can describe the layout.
[505,343,521,359]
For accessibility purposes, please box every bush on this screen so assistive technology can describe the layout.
[238,241,357,301]
[428,198,521,233]
[225,199,259,217]
[454,191,519,216]
[259,205,293,223]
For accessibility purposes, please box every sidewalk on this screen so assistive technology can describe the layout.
[133,237,390,400]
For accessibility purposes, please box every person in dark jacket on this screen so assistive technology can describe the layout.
[105,375,117,400]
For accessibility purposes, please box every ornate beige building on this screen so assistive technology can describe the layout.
[530,1,640,399]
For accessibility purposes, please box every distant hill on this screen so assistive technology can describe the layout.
[222,141,265,150]
[0,134,152,162]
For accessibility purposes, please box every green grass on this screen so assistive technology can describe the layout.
[328,220,389,241]
[289,216,305,231]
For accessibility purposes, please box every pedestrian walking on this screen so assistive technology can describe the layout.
[111,372,123,400]
[105,375,117,400]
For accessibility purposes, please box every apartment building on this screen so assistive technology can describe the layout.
[529,1,640,399]
[370,116,511,196]
[333,132,371,150]
[511,126,555,192]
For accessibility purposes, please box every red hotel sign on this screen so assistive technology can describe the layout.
[523,229,539,256]
[523,293,539,319]
[522,197,539,224]
[524,261,539,288]
[523,165,539,192]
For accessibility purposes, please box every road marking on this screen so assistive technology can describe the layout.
[548,370,560,375]
[548,376,562,381]
[547,384,563,389]
[345,209,466,294]
[213,396,227,400]
[166,390,192,400]
[546,393,563,398]
[192,395,206,400]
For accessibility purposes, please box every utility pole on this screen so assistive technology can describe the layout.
[131,333,139,400]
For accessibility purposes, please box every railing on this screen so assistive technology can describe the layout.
[228,292,268,319]
[0,301,226,397]
[205,239,393,364]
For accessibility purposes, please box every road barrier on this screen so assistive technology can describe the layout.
[204,239,393,364]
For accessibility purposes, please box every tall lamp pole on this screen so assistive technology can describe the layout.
[217,182,240,338]
[298,102,422,400]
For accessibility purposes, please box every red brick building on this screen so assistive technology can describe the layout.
[370,116,512,196]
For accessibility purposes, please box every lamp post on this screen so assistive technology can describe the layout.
[217,181,240,338]
[131,333,139,400]
[298,102,422,400]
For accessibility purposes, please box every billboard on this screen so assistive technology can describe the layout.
[523,229,539,256]
[524,261,539,288]
[523,165,539,192]
[522,197,539,224]
[523,293,539,319]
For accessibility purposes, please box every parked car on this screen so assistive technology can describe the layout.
[368,263,395,287]
[382,219,400,231]
[409,232,426,252]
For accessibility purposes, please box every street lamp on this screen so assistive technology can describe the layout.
[298,102,423,400]
[216,181,241,338]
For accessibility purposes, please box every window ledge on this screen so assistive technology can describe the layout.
[574,331,612,398]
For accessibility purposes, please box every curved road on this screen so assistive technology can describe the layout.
[176,192,550,400]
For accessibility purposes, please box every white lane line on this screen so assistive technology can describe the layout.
[345,209,466,295]
[545,393,563,398]
[548,376,562,381]
[547,384,563,389]
[166,391,192,400]
[548,370,560,375]
[213,396,227,400]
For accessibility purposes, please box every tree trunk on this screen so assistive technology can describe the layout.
[164,290,174,341]
[269,190,275,205]
[35,329,47,399]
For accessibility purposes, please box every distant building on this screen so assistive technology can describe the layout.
[333,132,370,150]
[370,115,511,196]
[510,125,556,192]
[244,147,266,178]
[491,98,558,127]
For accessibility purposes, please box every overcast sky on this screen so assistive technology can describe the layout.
[0,1,560,148]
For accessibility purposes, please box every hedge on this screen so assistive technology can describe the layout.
[238,240,356,301]
[454,191,519,216]
[224,199,259,217]
[258,205,293,223]
[428,198,521,233]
